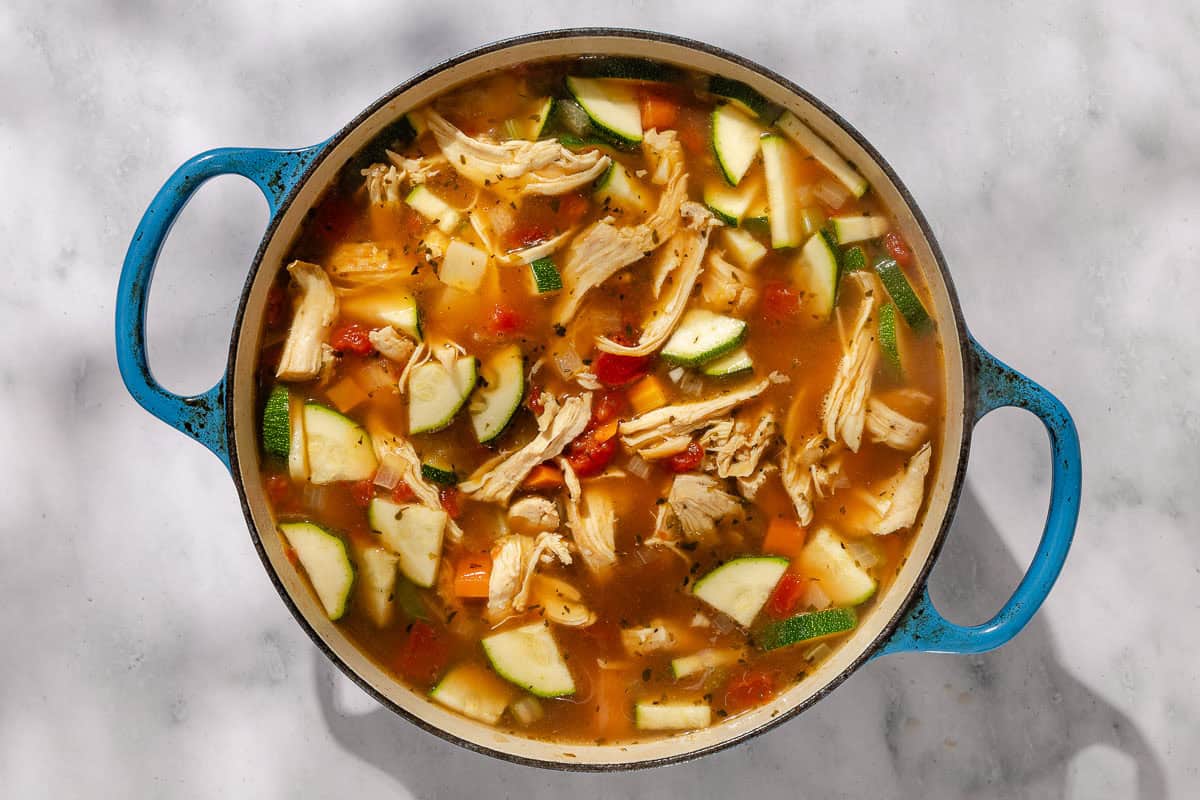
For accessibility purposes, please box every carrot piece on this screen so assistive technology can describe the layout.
[762,517,807,559]
[453,554,492,599]
[628,374,669,414]
[520,463,564,491]
[639,92,679,130]
[592,419,620,443]
[593,667,633,739]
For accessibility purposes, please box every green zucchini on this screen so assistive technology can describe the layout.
[430,663,515,725]
[406,185,461,234]
[368,498,447,588]
[708,75,780,121]
[760,134,803,248]
[701,347,754,377]
[565,76,643,145]
[339,289,422,341]
[721,227,768,269]
[593,161,648,213]
[775,111,869,198]
[469,344,525,444]
[693,556,789,627]
[528,256,563,294]
[797,527,877,606]
[703,176,763,227]
[758,607,858,651]
[419,457,458,486]
[279,522,355,621]
[671,649,742,679]
[635,701,711,730]
[796,231,840,319]
[712,103,765,186]
[874,258,932,333]
[354,544,400,628]
[878,302,903,377]
[482,623,575,698]
[660,309,748,367]
[262,385,291,458]
[303,403,378,485]
[841,245,867,273]
[573,57,683,83]
[407,354,478,435]
[830,215,890,244]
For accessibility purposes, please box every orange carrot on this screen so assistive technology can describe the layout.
[520,463,564,491]
[628,374,669,414]
[592,419,620,443]
[453,554,492,599]
[762,518,807,559]
[639,92,679,130]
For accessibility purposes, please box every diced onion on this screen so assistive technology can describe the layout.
[510,696,544,725]
[803,642,832,663]
[679,371,705,397]
[845,538,881,569]
[553,347,583,378]
[558,99,593,136]
[300,482,331,514]
[804,580,831,611]
[354,359,397,394]
[667,367,685,384]
[814,178,850,210]
[626,454,651,479]
[372,457,403,490]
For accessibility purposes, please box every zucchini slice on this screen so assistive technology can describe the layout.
[339,289,422,341]
[841,245,868,273]
[874,258,932,333]
[406,185,461,234]
[469,344,525,444]
[407,354,478,435]
[261,385,291,458]
[701,347,754,378]
[708,75,779,121]
[430,663,516,725]
[703,174,763,227]
[830,215,890,244]
[528,256,563,294]
[419,456,458,486]
[760,134,803,248]
[721,227,768,269]
[368,498,447,588]
[529,97,556,139]
[758,607,858,651]
[671,649,743,679]
[303,403,378,485]
[692,556,789,627]
[660,309,748,367]
[565,76,644,145]
[712,104,765,186]
[878,302,904,377]
[796,231,840,319]
[797,527,877,606]
[439,239,488,292]
[593,161,648,213]
[354,544,400,628]
[287,391,309,481]
[482,623,575,698]
[573,56,683,83]
[279,522,354,621]
[776,111,870,199]
[635,701,712,731]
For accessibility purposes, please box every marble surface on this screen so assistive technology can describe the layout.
[2,0,1197,797]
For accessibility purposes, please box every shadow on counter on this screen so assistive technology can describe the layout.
[313,486,1165,799]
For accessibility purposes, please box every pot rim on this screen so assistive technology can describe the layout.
[222,27,975,771]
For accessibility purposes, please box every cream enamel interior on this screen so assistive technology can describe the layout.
[230,33,968,767]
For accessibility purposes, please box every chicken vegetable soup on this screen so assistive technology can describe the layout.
[257,58,944,742]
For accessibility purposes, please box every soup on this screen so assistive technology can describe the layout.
[256,57,944,743]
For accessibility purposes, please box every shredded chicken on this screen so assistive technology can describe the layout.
[620,379,770,459]
[656,473,743,540]
[867,442,932,535]
[558,459,617,573]
[865,397,929,451]
[276,261,337,381]
[362,163,405,207]
[621,619,681,656]
[701,251,758,315]
[553,129,688,324]
[368,326,415,364]
[469,210,576,265]
[700,412,778,481]
[822,272,881,452]
[419,108,610,196]
[594,202,720,357]
[507,496,561,535]
[326,242,394,279]
[461,393,592,504]
[486,532,572,623]
[385,149,446,182]
[779,434,843,526]
[737,462,776,501]
[369,429,464,541]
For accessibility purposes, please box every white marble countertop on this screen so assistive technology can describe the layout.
[3,1,1196,797]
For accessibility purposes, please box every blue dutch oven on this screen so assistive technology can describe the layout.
[115,29,1081,770]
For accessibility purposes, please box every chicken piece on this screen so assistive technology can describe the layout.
[529,575,595,627]
[368,326,415,365]
[594,203,720,357]
[657,473,743,540]
[736,462,776,501]
[384,149,446,183]
[620,379,770,459]
[369,428,464,541]
[868,442,932,535]
[461,393,593,505]
[701,251,758,315]
[276,261,338,381]
[558,459,617,574]
[700,412,778,480]
[507,496,561,535]
[486,532,573,623]
[779,434,843,526]
[419,108,610,196]
[326,242,394,279]
[553,129,688,324]
[865,397,929,451]
[621,619,681,656]
[821,272,881,452]
[469,210,576,266]
[362,163,405,207]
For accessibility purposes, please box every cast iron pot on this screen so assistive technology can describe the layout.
[115,29,1081,770]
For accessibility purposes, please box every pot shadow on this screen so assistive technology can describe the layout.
[312,485,1165,799]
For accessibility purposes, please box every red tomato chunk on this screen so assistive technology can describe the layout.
[397,622,449,685]
[331,323,375,356]
[594,351,653,387]
[666,440,704,473]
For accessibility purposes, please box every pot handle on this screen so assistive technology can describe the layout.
[115,144,324,468]
[875,335,1081,656]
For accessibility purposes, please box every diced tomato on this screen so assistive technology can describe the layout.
[766,572,806,619]
[486,304,523,337]
[439,486,462,519]
[564,429,618,478]
[391,481,416,503]
[265,284,287,329]
[593,351,654,387]
[590,389,626,426]
[508,221,551,249]
[762,281,801,320]
[331,322,375,356]
[883,232,914,267]
[557,192,590,226]
[722,669,777,713]
[666,440,704,473]
[525,384,545,415]
[266,474,291,506]
[639,89,679,130]
[396,621,449,685]
[349,479,375,507]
